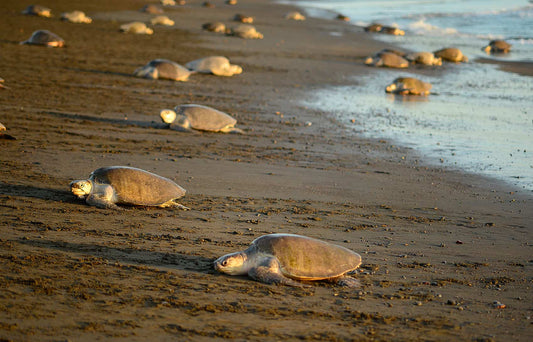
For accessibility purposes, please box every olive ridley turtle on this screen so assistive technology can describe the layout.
[202,22,227,33]
[70,166,188,210]
[151,15,175,26]
[20,30,65,47]
[214,233,362,287]
[483,40,511,54]
[405,52,442,66]
[185,56,242,76]
[134,59,194,81]
[120,22,154,34]
[61,11,92,23]
[228,24,263,39]
[0,122,16,140]
[365,52,409,68]
[160,104,244,133]
[433,47,468,63]
[386,77,432,96]
[22,5,51,17]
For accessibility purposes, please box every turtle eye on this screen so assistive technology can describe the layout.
[222,260,228,267]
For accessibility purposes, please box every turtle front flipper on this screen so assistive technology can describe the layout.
[248,258,308,287]
[86,184,121,210]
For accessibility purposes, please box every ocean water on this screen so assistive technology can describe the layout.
[281,0,533,191]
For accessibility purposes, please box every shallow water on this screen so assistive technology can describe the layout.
[282,0,533,191]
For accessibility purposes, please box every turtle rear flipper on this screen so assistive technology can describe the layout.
[335,276,361,288]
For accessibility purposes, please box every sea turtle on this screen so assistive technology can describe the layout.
[405,52,442,66]
[0,122,16,140]
[185,56,242,76]
[134,59,194,81]
[336,14,350,21]
[285,11,306,21]
[385,77,432,96]
[381,26,405,35]
[228,24,263,39]
[226,0,238,5]
[0,77,7,89]
[141,4,164,14]
[364,23,382,32]
[214,233,362,287]
[61,10,92,24]
[483,40,511,54]
[203,1,215,8]
[151,15,175,26]
[120,22,154,34]
[22,5,51,17]
[161,0,177,5]
[20,30,65,47]
[202,22,227,33]
[70,166,188,210]
[160,104,244,133]
[233,14,254,24]
[375,48,406,57]
[433,47,468,63]
[365,52,409,68]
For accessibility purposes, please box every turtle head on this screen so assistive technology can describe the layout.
[385,83,397,93]
[70,180,93,198]
[214,252,247,275]
[160,109,177,124]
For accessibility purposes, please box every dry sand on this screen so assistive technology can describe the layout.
[1,0,532,341]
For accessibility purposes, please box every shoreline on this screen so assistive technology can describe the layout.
[1,0,532,341]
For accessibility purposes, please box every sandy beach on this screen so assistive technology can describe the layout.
[1,0,532,341]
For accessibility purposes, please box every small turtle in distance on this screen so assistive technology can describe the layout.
[61,11,92,23]
[20,30,65,47]
[433,47,468,63]
[214,233,362,287]
[483,40,511,54]
[134,59,194,81]
[185,56,242,76]
[22,5,51,17]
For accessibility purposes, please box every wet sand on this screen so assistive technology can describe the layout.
[1,0,532,341]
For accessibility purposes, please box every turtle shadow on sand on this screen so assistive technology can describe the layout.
[0,183,72,203]
[64,67,134,79]
[44,110,168,129]
[17,239,215,273]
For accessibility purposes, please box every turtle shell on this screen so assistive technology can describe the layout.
[434,48,466,62]
[89,166,185,206]
[22,30,65,46]
[146,59,192,81]
[379,53,409,68]
[388,77,432,95]
[185,56,241,76]
[251,234,362,280]
[488,40,511,52]
[175,104,236,132]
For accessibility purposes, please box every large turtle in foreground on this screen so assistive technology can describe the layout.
[386,77,432,96]
[70,166,188,210]
[160,104,244,133]
[214,233,362,287]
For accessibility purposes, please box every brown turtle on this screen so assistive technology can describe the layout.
[70,166,188,210]
[483,40,511,54]
[433,47,468,63]
[185,56,242,76]
[0,122,16,140]
[120,22,154,34]
[364,23,382,32]
[140,4,164,14]
[285,11,306,21]
[202,22,227,33]
[381,26,405,35]
[22,5,51,17]
[160,104,244,133]
[214,233,362,287]
[228,24,263,39]
[134,59,194,81]
[20,30,65,47]
[365,52,409,68]
[233,14,254,24]
[61,10,92,24]
[405,52,442,66]
[386,77,432,96]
